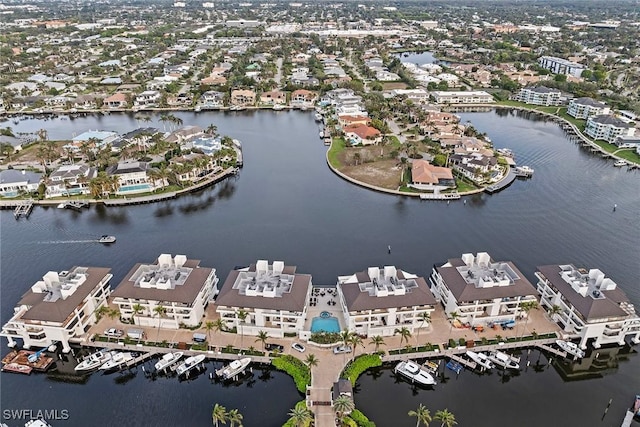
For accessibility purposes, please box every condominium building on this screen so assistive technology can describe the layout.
[1,266,113,352]
[111,254,219,329]
[535,264,640,348]
[429,252,538,327]
[567,98,610,119]
[336,266,437,337]
[538,56,585,77]
[513,87,562,106]
[215,260,312,338]
[585,115,636,143]
[430,91,494,104]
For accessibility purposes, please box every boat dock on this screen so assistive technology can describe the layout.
[13,199,34,218]
[125,352,156,368]
[449,353,477,370]
[485,168,517,194]
[534,342,567,358]
[60,201,89,211]
[1,350,54,372]
[419,192,461,200]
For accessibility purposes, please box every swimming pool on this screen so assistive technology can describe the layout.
[311,315,340,333]
[118,183,151,193]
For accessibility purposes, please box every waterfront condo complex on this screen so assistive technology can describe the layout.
[0,267,113,352]
[535,264,640,349]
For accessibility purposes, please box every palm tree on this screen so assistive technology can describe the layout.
[417,312,431,343]
[348,334,363,358]
[449,311,460,333]
[394,327,412,347]
[154,305,167,342]
[36,128,48,142]
[131,303,144,325]
[227,409,243,427]
[255,330,268,350]
[519,301,539,338]
[95,305,111,321]
[213,318,226,334]
[548,304,562,321]
[409,403,432,427]
[206,123,218,136]
[369,335,385,353]
[212,403,228,427]
[159,113,170,132]
[333,395,355,422]
[434,409,457,427]
[287,405,313,427]
[205,320,216,343]
[236,309,248,349]
[305,354,318,368]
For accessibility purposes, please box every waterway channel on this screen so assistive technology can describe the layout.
[1,109,639,426]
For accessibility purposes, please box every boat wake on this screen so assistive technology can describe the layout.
[38,240,99,244]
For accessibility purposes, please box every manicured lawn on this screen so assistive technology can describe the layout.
[327,137,347,168]
[455,179,478,193]
[496,100,559,114]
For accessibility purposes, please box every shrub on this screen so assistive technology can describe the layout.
[349,409,376,427]
[342,354,382,385]
[309,331,341,344]
[448,338,456,348]
[272,355,310,393]
[458,338,466,346]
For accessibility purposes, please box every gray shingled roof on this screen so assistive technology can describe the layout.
[436,258,537,303]
[536,265,629,321]
[19,267,112,323]
[572,97,606,108]
[589,115,633,128]
[215,264,311,311]
[111,258,214,305]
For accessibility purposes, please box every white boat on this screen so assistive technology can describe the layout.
[99,352,133,371]
[154,352,184,372]
[175,354,206,376]
[215,357,251,380]
[98,235,116,244]
[614,160,627,167]
[555,340,585,358]
[466,350,495,371]
[75,350,115,372]
[487,350,520,370]
[25,420,52,427]
[514,165,534,177]
[314,113,322,121]
[394,360,436,386]
[272,104,285,111]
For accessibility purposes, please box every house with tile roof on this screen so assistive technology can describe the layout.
[111,254,219,329]
[0,266,113,352]
[410,159,455,190]
[535,264,640,348]
[336,266,437,337]
[429,252,539,328]
[343,124,381,146]
[46,164,97,198]
[215,260,312,338]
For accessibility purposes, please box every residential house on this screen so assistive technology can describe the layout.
[410,159,455,191]
[111,254,219,329]
[338,115,371,128]
[535,264,640,348]
[260,90,287,105]
[215,260,312,339]
[513,87,562,106]
[0,169,43,198]
[230,89,256,107]
[336,265,437,337]
[291,89,317,105]
[585,115,636,143]
[199,91,225,109]
[343,124,381,146]
[134,90,161,107]
[568,98,610,119]
[0,266,113,352]
[46,164,97,198]
[106,161,155,194]
[430,91,494,104]
[70,130,119,151]
[103,93,128,109]
[171,153,219,183]
[429,252,539,327]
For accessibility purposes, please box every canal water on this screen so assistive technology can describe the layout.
[1,109,639,426]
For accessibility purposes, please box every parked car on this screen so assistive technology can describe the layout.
[265,343,284,352]
[104,328,124,338]
[291,342,306,353]
[333,345,352,354]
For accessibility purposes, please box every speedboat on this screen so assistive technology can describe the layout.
[99,352,133,371]
[75,350,115,372]
[272,103,285,111]
[555,339,585,358]
[175,354,206,377]
[466,350,495,371]
[614,160,627,167]
[314,113,322,121]
[154,352,184,372]
[215,357,251,380]
[514,165,534,177]
[98,235,116,244]
[394,360,436,386]
[487,350,520,370]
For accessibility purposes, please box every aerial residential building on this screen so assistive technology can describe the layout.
[343,124,381,146]
[538,56,585,77]
[513,86,562,106]
[0,169,42,198]
[134,90,161,107]
[429,252,539,327]
[45,164,97,198]
[585,115,636,143]
[336,266,437,337]
[70,130,119,151]
[410,159,455,191]
[106,161,155,194]
[535,264,640,348]
[103,93,128,109]
[0,266,113,352]
[260,90,287,105]
[567,98,610,119]
[215,260,312,338]
[111,254,219,329]
[230,89,256,107]
[430,91,494,104]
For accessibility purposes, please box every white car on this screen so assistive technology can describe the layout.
[104,328,124,338]
[333,345,352,354]
[291,342,306,353]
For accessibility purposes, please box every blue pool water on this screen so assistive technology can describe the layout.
[118,183,151,192]
[311,316,340,333]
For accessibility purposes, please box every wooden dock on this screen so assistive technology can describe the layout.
[449,353,477,370]
[485,168,517,194]
[13,199,34,218]
[125,352,156,368]
[535,343,567,358]
[1,350,54,372]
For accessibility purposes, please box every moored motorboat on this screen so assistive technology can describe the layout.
[466,350,495,371]
[99,352,133,371]
[215,357,251,380]
[487,350,520,370]
[75,350,115,372]
[394,360,436,386]
[154,352,184,372]
[514,165,534,177]
[175,354,206,377]
[555,339,585,358]
[614,160,627,167]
